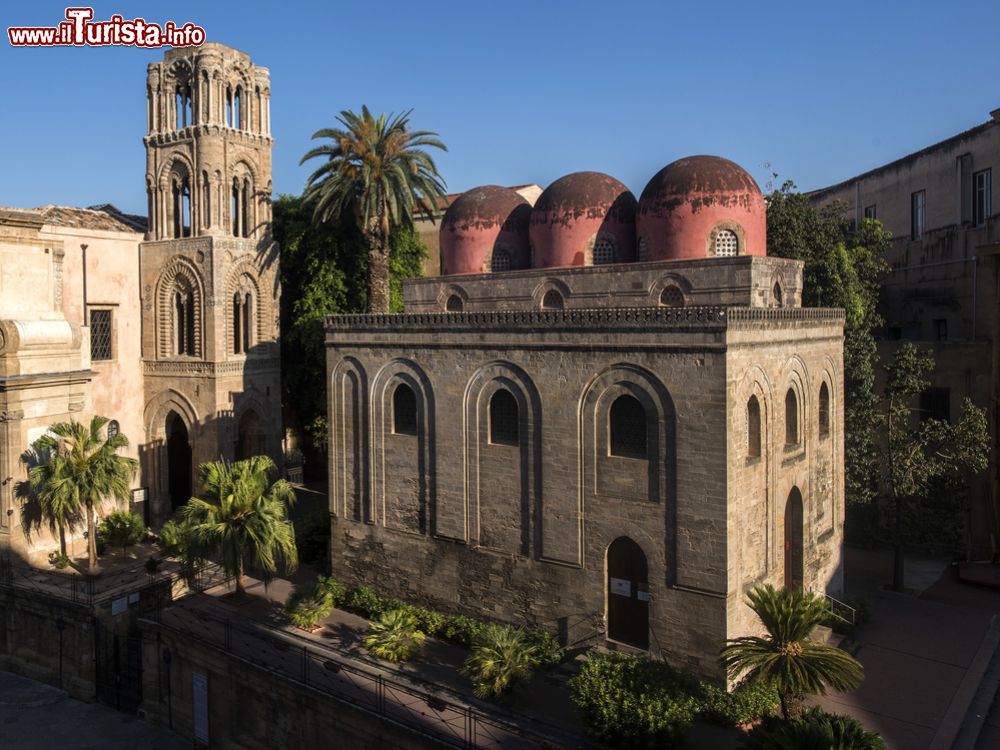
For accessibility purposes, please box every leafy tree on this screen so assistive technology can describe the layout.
[879,343,988,590]
[721,585,864,719]
[745,707,886,750]
[273,194,427,450]
[28,416,138,572]
[177,456,298,596]
[766,183,889,511]
[300,106,446,313]
[98,509,147,559]
[462,623,541,701]
[364,609,426,663]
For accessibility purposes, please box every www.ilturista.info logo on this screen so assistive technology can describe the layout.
[8,7,206,48]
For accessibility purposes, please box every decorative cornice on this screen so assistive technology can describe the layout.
[143,356,279,376]
[325,307,845,331]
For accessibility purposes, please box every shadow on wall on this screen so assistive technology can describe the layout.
[139,339,282,530]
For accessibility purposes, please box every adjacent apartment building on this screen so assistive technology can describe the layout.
[810,107,1000,558]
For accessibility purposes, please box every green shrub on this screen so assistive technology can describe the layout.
[364,609,426,662]
[744,707,886,749]
[286,575,345,629]
[346,585,385,618]
[570,652,700,749]
[442,614,484,647]
[462,623,540,701]
[525,628,563,670]
[698,677,779,727]
[99,510,148,557]
[385,601,445,637]
[294,510,330,565]
[48,551,71,569]
[157,518,188,557]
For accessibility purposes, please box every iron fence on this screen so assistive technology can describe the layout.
[151,604,588,750]
[0,554,229,609]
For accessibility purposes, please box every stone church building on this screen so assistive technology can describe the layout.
[0,43,281,562]
[326,158,846,679]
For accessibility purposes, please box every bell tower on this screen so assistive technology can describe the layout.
[139,43,281,522]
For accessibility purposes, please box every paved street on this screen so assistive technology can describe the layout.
[0,670,186,750]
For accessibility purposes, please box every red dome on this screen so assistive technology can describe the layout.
[440,186,531,275]
[529,172,636,269]
[637,156,766,261]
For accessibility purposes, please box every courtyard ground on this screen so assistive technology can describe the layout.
[0,670,186,750]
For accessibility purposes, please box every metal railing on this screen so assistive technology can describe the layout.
[0,554,229,609]
[814,588,857,628]
[150,604,591,750]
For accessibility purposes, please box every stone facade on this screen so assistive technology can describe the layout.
[0,43,282,560]
[327,157,845,681]
[810,107,1000,556]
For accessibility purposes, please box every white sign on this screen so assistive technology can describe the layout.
[193,672,209,743]
[610,577,631,597]
[111,597,128,616]
[637,590,651,602]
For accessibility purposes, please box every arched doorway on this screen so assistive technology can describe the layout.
[166,411,192,511]
[784,487,804,590]
[607,537,649,649]
[236,409,265,460]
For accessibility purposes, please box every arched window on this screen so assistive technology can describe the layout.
[175,87,184,129]
[107,420,120,440]
[542,290,564,309]
[446,295,463,312]
[181,182,191,237]
[637,236,649,262]
[593,236,616,265]
[714,229,739,257]
[233,293,243,354]
[489,389,519,445]
[747,395,761,458]
[819,383,830,437]
[234,86,243,129]
[202,171,211,228]
[226,86,233,127]
[242,177,251,237]
[174,288,195,356]
[231,178,240,237]
[609,394,647,459]
[490,247,511,272]
[392,383,417,435]
[772,282,784,308]
[659,286,684,307]
[243,292,252,352]
[785,388,799,446]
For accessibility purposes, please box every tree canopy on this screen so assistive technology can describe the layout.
[766,182,890,509]
[300,106,446,313]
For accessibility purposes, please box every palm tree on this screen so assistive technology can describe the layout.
[28,417,137,572]
[300,106,447,313]
[721,585,863,719]
[177,456,297,596]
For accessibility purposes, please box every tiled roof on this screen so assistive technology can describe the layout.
[36,204,147,233]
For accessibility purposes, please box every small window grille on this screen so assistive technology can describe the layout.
[542,290,564,309]
[490,248,511,272]
[107,420,120,440]
[609,395,647,459]
[90,309,112,360]
[592,237,616,265]
[659,286,684,307]
[489,390,519,445]
[446,295,463,311]
[714,229,739,257]
[392,384,417,435]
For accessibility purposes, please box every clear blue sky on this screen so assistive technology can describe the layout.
[2,0,998,216]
